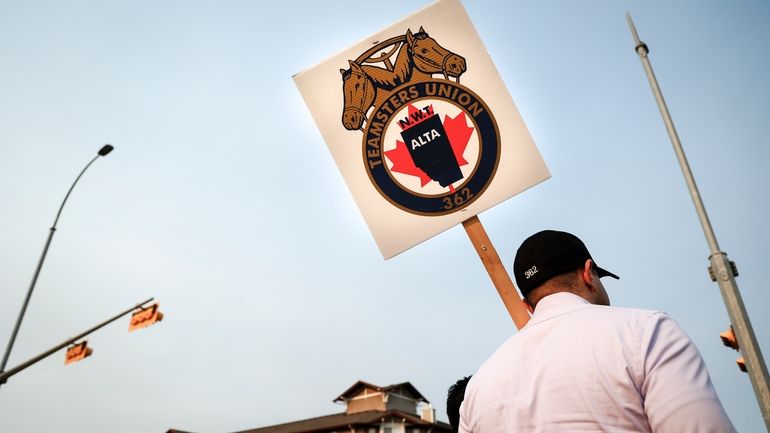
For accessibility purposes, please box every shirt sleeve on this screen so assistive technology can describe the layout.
[641,312,736,433]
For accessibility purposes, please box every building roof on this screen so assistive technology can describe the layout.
[167,381,449,433]
[334,381,428,404]
[231,409,449,433]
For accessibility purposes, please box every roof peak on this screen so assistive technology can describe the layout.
[334,380,428,404]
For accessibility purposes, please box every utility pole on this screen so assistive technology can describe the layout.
[0,298,156,387]
[626,13,770,431]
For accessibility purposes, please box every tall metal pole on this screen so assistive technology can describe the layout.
[626,13,770,431]
[0,145,114,375]
[0,298,153,387]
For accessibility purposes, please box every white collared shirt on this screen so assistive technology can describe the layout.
[459,292,736,433]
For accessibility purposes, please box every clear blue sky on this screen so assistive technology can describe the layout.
[1,1,768,432]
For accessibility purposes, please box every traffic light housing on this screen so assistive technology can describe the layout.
[737,357,747,373]
[720,326,739,350]
[719,325,747,373]
[128,303,164,332]
[65,341,93,365]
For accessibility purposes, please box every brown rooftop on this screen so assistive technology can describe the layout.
[232,409,449,433]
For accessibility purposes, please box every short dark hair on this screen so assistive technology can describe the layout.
[524,269,581,307]
[447,375,472,432]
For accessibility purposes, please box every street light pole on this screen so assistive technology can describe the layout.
[626,14,770,431]
[0,145,115,375]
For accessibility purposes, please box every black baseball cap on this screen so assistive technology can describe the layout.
[513,230,619,297]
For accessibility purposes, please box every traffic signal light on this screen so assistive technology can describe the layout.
[737,357,747,373]
[720,326,739,350]
[128,303,164,332]
[719,325,747,373]
[65,341,93,365]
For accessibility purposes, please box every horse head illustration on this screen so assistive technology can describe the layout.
[340,60,376,131]
[406,27,466,82]
[339,27,467,131]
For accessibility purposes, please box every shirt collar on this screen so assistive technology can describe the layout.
[529,292,592,325]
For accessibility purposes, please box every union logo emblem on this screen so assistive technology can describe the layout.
[340,27,500,216]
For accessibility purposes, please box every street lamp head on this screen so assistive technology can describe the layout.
[98,144,114,156]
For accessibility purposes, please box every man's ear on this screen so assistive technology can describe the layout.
[581,259,596,288]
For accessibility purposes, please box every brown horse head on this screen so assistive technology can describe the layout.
[340,60,376,131]
[406,27,466,82]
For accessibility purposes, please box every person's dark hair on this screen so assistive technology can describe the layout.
[524,270,581,307]
[447,375,472,432]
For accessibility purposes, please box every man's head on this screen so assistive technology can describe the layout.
[513,230,619,307]
[447,375,472,432]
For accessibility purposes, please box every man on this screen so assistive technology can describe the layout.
[459,230,736,433]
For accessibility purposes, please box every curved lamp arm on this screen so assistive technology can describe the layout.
[0,145,115,374]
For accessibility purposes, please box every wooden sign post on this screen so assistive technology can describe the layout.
[463,216,530,329]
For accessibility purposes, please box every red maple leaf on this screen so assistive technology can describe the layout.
[385,140,433,186]
[444,111,473,166]
[384,104,474,188]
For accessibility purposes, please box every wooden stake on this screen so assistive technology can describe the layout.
[462,215,530,329]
